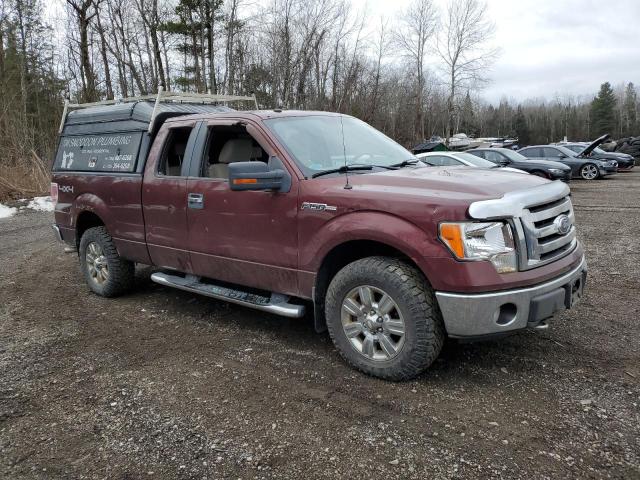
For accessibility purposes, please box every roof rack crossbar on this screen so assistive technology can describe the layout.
[58,88,259,134]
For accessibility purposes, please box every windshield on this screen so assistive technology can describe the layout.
[500,149,528,162]
[556,145,578,157]
[264,115,416,177]
[453,152,496,168]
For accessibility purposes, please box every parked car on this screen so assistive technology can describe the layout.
[469,148,571,181]
[51,95,587,381]
[416,151,527,174]
[518,141,617,180]
[560,142,635,171]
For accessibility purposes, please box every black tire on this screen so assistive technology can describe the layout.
[325,256,445,381]
[531,170,548,178]
[79,226,135,297]
[579,163,600,180]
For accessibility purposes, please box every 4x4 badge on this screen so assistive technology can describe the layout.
[301,202,337,212]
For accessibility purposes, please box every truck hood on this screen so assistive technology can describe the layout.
[338,166,549,204]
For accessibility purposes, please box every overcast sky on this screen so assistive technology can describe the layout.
[352,0,640,104]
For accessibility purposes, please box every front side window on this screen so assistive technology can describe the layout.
[200,126,267,179]
[520,147,540,158]
[543,147,564,158]
[265,115,415,178]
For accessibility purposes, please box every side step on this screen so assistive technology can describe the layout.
[150,272,305,318]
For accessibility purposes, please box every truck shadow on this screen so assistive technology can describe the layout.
[131,266,577,385]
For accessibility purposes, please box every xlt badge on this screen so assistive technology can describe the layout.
[301,202,337,212]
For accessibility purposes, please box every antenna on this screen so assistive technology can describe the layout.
[340,115,352,190]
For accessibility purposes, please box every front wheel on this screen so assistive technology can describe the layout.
[79,226,135,297]
[580,163,600,180]
[325,257,444,381]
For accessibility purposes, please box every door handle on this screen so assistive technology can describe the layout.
[188,192,204,209]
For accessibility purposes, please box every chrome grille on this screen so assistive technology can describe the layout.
[516,195,577,269]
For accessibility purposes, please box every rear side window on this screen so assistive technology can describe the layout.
[158,127,193,176]
[53,132,143,172]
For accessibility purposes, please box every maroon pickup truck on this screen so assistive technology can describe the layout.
[51,98,587,380]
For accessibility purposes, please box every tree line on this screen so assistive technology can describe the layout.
[0,0,638,198]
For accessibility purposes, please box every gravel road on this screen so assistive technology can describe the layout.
[1,172,639,479]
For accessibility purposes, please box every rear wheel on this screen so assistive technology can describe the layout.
[325,257,444,381]
[79,226,134,297]
[580,163,599,180]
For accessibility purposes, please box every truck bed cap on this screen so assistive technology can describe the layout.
[62,101,232,135]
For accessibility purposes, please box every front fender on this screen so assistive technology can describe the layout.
[300,210,448,280]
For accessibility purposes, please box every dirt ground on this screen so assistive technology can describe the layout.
[1,172,639,480]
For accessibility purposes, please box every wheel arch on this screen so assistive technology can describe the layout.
[312,239,429,333]
[75,210,106,250]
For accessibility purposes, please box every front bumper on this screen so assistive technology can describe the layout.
[600,166,617,176]
[435,255,587,338]
[551,171,571,182]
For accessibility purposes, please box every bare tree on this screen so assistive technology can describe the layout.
[394,0,437,142]
[65,0,101,102]
[437,0,498,142]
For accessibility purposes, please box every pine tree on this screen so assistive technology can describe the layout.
[514,106,530,146]
[459,91,476,135]
[623,82,637,136]
[590,82,617,137]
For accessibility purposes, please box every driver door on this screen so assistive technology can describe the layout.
[185,120,300,296]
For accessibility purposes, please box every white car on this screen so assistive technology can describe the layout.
[416,151,526,174]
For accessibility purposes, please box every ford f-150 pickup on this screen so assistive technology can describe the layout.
[51,93,587,380]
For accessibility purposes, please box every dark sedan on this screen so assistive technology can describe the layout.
[469,148,572,181]
[518,143,617,180]
[561,142,635,171]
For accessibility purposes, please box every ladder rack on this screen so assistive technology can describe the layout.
[58,88,259,134]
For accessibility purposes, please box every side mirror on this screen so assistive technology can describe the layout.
[558,154,567,159]
[499,159,510,166]
[228,160,291,192]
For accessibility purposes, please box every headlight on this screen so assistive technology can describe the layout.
[608,160,618,167]
[548,168,564,174]
[439,222,517,273]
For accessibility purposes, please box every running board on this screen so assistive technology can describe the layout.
[150,272,305,318]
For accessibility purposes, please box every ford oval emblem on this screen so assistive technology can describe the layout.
[554,214,571,235]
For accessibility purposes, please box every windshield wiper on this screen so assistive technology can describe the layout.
[311,164,373,178]
[389,159,421,168]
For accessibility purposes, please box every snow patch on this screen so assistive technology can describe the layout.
[0,203,17,219]
[26,196,54,212]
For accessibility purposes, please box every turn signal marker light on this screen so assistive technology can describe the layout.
[439,223,465,258]
[233,178,258,185]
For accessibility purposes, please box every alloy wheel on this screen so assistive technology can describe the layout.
[85,241,109,285]
[581,164,598,180]
[341,285,406,361]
